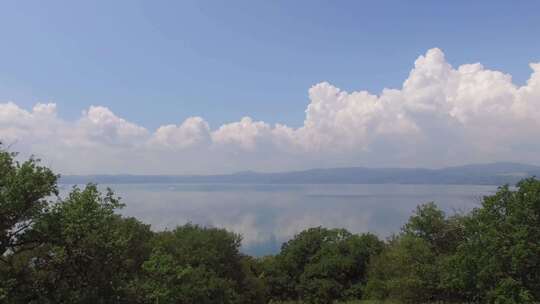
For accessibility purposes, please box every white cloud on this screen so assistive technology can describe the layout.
[296,82,419,152]
[150,116,210,149]
[77,106,149,147]
[0,102,59,143]
[515,63,540,119]
[211,116,271,150]
[1,48,540,174]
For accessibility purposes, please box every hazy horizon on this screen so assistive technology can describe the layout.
[55,161,540,177]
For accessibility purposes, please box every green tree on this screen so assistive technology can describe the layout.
[0,148,57,258]
[364,235,439,303]
[365,202,466,303]
[0,147,57,302]
[263,227,383,304]
[403,202,465,254]
[444,178,540,303]
[21,185,153,303]
[139,224,265,304]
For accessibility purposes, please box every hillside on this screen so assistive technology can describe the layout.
[60,162,540,185]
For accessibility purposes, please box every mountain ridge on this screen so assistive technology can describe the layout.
[59,162,540,185]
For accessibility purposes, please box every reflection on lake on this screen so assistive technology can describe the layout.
[60,183,497,255]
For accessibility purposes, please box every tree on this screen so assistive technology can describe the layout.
[365,202,466,303]
[403,202,465,254]
[18,185,153,303]
[444,178,540,302]
[0,148,57,258]
[298,233,383,303]
[0,147,58,303]
[364,235,439,303]
[263,227,383,304]
[138,224,265,304]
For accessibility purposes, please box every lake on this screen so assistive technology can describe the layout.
[60,183,498,256]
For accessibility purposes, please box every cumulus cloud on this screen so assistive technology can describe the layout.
[0,102,61,146]
[212,117,271,150]
[1,48,540,174]
[78,106,149,147]
[150,117,210,149]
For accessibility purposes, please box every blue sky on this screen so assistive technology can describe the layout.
[2,1,540,174]
[1,1,539,130]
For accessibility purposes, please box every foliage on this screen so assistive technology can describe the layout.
[402,202,465,254]
[2,146,540,303]
[364,235,438,303]
[263,227,383,304]
[0,148,58,257]
[442,179,540,303]
[10,185,152,303]
[364,202,467,303]
[137,224,265,304]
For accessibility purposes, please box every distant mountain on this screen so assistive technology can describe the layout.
[59,162,540,185]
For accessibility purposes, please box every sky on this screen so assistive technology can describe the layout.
[1,1,540,174]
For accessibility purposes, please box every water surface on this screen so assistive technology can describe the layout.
[61,183,497,255]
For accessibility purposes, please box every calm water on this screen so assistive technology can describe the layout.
[60,183,497,255]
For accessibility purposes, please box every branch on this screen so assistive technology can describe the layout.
[7,220,34,239]
[0,255,9,265]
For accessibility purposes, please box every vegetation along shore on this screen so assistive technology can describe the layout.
[1,147,539,303]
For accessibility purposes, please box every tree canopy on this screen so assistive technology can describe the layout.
[1,146,540,303]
